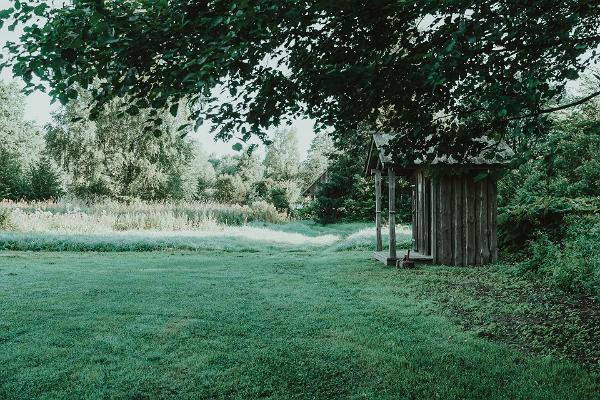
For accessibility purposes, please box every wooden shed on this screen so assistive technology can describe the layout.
[365,133,513,266]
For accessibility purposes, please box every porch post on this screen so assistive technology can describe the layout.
[388,167,396,259]
[374,169,382,251]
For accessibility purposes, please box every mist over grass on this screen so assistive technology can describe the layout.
[332,226,412,251]
[0,224,413,253]
[0,228,340,252]
[0,200,413,252]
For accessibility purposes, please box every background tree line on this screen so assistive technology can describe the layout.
[1,75,599,295]
[0,81,332,213]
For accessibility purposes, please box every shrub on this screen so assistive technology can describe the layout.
[253,179,273,200]
[249,200,285,223]
[519,215,600,296]
[157,172,185,200]
[27,157,64,200]
[0,207,12,230]
[290,200,317,220]
[71,180,112,200]
[0,148,27,200]
[196,175,213,200]
[214,175,248,204]
[498,196,599,250]
[498,107,600,249]
[315,167,373,224]
[270,186,289,211]
[267,180,301,212]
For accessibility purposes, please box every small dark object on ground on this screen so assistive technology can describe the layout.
[399,250,416,269]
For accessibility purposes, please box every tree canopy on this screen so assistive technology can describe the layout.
[2,1,599,164]
[300,131,333,188]
[45,89,195,200]
[264,127,300,181]
[0,81,43,166]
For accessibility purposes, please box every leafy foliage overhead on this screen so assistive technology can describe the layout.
[2,1,600,163]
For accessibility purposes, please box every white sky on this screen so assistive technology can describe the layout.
[0,0,316,158]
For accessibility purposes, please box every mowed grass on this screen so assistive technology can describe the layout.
[1,248,598,399]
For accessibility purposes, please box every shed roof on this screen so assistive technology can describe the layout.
[366,132,514,175]
[302,170,329,196]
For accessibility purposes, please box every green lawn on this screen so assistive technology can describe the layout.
[1,247,598,399]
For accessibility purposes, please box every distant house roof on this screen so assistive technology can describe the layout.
[365,132,514,175]
[302,170,329,197]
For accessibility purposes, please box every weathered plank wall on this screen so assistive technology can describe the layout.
[388,168,397,260]
[412,184,418,251]
[415,171,498,265]
[423,175,431,255]
[374,169,383,251]
[413,171,432,256]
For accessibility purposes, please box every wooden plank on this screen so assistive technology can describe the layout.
[423,172,427,252]
[422,176,427,256]
[431,177,438,263]
[474,180,482,265]
[373,251,387,264]
[489,179,498,262]
[439,176,452,264]
[388,167,397,260]
[375,250,433,265]
[482,178,491,264]
[476,179,489,264]
[374,169,383,251]
[415,171,423,251]
[461,178,468,265]
[373,251,396,266]
[464,177,476,265]
[453,176,464,266]
[396,249,433,263]
[412,183,418,251]
[423,176,431,256]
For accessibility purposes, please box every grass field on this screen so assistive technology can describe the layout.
[1,224,598,399]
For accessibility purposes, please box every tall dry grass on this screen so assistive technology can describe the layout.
[0,200,413,253]
[0,199,286,233]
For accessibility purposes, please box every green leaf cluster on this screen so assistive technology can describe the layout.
[2,1,599,160]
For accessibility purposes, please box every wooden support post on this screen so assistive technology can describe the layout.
[388,168,396,260]
[489,180,498,262]
[416,172,421,252]
[374,169,383,251]
[465,177,477,265]
[479,179,490,264]
[423,177,431,256]
[431,178,438,263]
[412,183,417,251]
[439,177,452,264]
[453,177,464,266]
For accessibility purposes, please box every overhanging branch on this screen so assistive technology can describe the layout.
[507,89,600,121]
